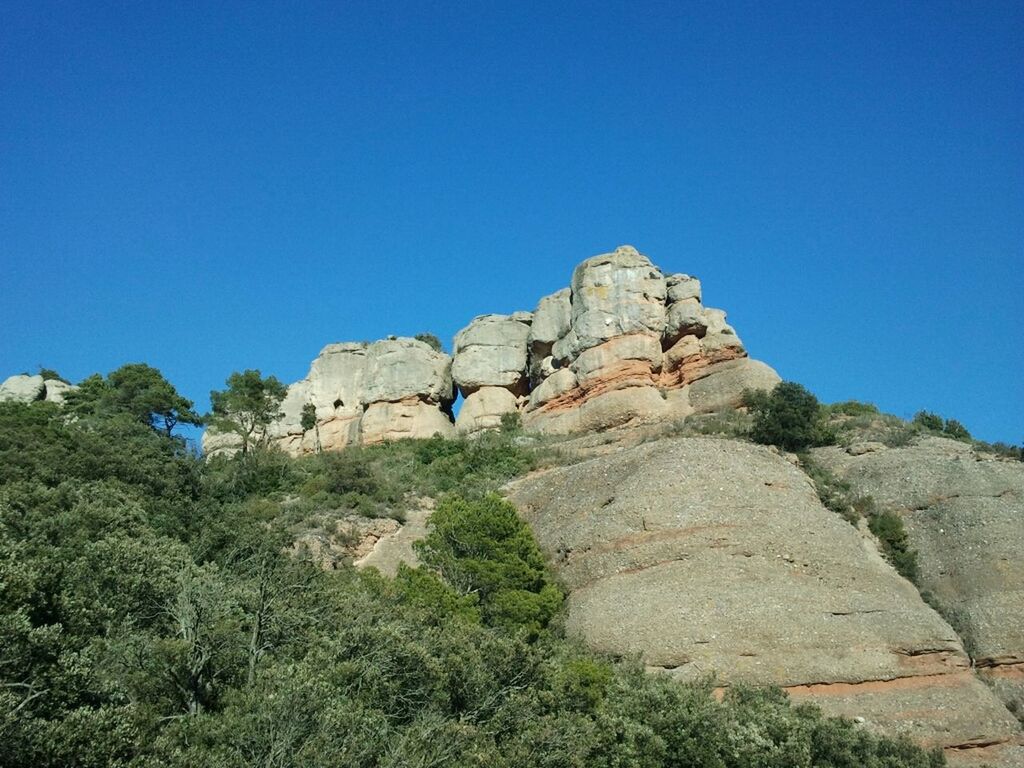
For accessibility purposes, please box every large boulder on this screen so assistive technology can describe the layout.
[451,314,531,395]
[361,338,454,406]
[455,386,521,435]
[361,399,455,444]
[507,437,1024,765]
[0,374,46,403]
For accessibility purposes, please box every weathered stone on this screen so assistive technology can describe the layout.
[362,338,454,405]
[42,379,74,403]
[361,399,455,444]
[455,387,520,434]
[813,437,1024,721]
[529,288,571,348]
[687,359,780,413]
[506,437,1024,761]
[570,333,662,388]
[552,246,666,362]
[452,314,530,395]
[665,273,701,304]
[663,299,707,345]
[0,374,45,403]
[526,367,578,412]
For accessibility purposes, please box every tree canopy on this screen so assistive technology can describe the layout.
[208,370,287,454]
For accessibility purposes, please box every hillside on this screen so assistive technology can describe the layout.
[1,246,1022,766]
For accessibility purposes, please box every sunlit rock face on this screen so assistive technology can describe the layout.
[201,245,779,455]
[522,245,778,435]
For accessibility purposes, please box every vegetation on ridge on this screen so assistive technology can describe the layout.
[0,366,948,766]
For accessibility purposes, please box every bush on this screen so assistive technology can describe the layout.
[912,411,944,431]
[942,419,971,441]
[744,382,834,451]
[823,400,880,417]
[415,493,563,637]
[868,510,920,583]
[414,333,443,352]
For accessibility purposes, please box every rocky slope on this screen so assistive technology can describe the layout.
[814,437,1024,728]
[0,374,74,404]
[201,245,779,455]
[506,437,1024,766]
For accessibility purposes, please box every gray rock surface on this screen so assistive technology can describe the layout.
[0,374,46,402]
[455,386,520,434]
[813,437,1024,724]
[361,338,454,406]
[451,314,531,394]
[506,437,1024,763]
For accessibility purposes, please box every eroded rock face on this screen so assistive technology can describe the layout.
[0,374,77,405]
[202,244,779,454]
[0,374,46,403]
[202,337,456,456]
[813,437,1024,727]
[523,245,778,434]
[507,437,1024,766]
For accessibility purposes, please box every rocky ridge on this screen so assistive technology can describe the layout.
[202,245,779,455]
[506,437,1024,766]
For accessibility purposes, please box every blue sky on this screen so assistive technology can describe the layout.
[1,1,1021,443]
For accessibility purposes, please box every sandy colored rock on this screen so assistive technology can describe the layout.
[0,374,45,403]
[456,386,520,434]
[687,359,781,413]
[552,245,666,363]
[361,338,454,405]
[663,299,707,346]
[360,399,454,444]
[506,437,1024,760]
[570,333,662,387]
[665,273,701,303]
[452,314,530,394]
[813,437,1024,720]
[42,378,74,404]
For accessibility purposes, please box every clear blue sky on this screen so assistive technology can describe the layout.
[2,1,1021,443]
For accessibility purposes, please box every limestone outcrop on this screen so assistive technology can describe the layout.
[0,374,75,404]
[507,437,1024,766]
[203,245,779,454]
[523,245,778,434]
[813,437,1024,725]
[203,337,456,457]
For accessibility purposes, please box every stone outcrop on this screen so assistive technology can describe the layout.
[203,245,780,454]
[813,437,1024,727]
[0,374,75,404]
[506,437,1024,766]
[203,337,456,457]
[523,245,778,434]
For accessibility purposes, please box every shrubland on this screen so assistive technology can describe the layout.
[0,368,948,767]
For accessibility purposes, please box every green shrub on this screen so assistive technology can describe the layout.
[823,400,880,417]
[912,411,944,431]
[868,511,920,583]
[745,382,835,451]
[415,493,563,637]
[414,332,443,352]
[942,419,971,441]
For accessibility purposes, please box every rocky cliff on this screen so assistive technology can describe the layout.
[506,436,1024,767]
[203,245,779,455]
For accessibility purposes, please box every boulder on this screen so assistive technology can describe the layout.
[455,387,520,434]
[663,299,707,346]
[361,399,455,444]
[552,246,666,363]
[687,359,780,413]
[42,379,74,403]
[361,338,454,406]
[0,374,45,403]
[451,314,531,395]
[665,273,701,303]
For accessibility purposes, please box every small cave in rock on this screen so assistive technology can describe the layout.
[333,398,344,409]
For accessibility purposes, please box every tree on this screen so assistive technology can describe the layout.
[209,370,287,455]
[65,363,201,436]
[300,403,321,454]
[415,494,562,637]
[744,382,833,452]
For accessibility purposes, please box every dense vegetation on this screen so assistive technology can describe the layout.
[0,368,948,766]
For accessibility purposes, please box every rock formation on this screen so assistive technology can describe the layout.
[203,245,779,455]
[813,437,1024,728]
[507,437,1024,766]
[205,337,456,457]
[0,374,74,404]
[521,245,779,435]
